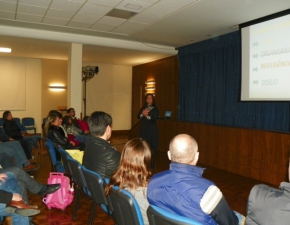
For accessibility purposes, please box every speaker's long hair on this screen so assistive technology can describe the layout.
[144,93,156,107]
[105,138,152,196]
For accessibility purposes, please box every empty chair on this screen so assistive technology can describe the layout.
[81,166,112,225]
[44,139,65,172]
[107,185,144,225]
[147,205,203,225]
[22,117,36,134]
[66,157,89,221]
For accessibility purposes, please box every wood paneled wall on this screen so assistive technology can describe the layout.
[131,55,290,186]
[132,56,179,127]
[156,120,290,186]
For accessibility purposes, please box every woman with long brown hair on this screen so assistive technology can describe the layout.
[105,138,152,225]
[137,94,159,169]
[44,110,77,150]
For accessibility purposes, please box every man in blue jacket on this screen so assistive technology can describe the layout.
[147,134,244,225]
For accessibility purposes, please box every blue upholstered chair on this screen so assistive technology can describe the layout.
[13,118,23,130]
[57,148,73,178]
[107,185,144,225]
[81,166,113,225]
[44,139,65,172]
[66,157,89,221]
[147,205,202,225]
[21,117,36,134]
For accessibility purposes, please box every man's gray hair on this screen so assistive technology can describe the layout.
[169,134,198,164]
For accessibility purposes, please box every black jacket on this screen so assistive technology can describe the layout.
[137,106,159,150]
[83,136,121,179]
[47,125,74,149]
[0,131,10,142]
[3,120,22,139]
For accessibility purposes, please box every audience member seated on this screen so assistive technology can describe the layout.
[78,115,90,133]
[67,108,90,143]
[0,131,39,171]
[0,167,61,210]
[0,172,40,225]
[147,134,245,225]
[2,111,33,161]
[0,167,60,224]
[66,108,85,131]
[44,110,84,150]
[245,156,290,225]
[62,116,86,148]
[83,111,120,179]
[13,120,41,150]
[105,138,152,225]
[67,108,81,130]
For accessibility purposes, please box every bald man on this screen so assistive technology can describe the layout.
[147,134,243,225]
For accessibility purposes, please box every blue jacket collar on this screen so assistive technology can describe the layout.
[169,162,205,177]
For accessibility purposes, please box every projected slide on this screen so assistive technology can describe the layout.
[241,14,290,100]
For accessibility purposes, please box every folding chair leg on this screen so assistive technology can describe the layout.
[87,202,97,225]
[72,186,81,221]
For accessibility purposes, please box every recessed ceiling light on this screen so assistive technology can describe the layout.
[106,8,136,19]
[0,47,11,53]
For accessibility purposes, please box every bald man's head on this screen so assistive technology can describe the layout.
[168,134,199,165]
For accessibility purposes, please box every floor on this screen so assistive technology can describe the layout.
[3,134,274,224]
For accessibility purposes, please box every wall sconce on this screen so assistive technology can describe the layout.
[145,87,155,90]
[49,85,66,91]
[145,80,155,85]
[0,47,11,53]
[145,79,156,95]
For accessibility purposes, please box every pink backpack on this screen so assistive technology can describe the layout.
[42,172,74,210]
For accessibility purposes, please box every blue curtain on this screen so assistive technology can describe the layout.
[178,31,290,132]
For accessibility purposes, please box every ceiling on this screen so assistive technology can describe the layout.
[0,0,289,66]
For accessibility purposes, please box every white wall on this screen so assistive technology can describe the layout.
[0,57,132,132]
[0,57,42,133]
[86,63,132,130]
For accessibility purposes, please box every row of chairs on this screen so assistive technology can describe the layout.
[44,139,202,225]
[0,117,37,134]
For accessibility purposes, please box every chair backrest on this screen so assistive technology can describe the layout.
[22,117,36,133]
[12,118,26,132]
[81,166,109,206]
[66,157,87,188]
[22,117,35,127]
[0,118,3,127]
[147,205,202,225]
[58,148,73,177]
[107,185,144,225]
[13,117,21,125]
[44,140,65,172]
